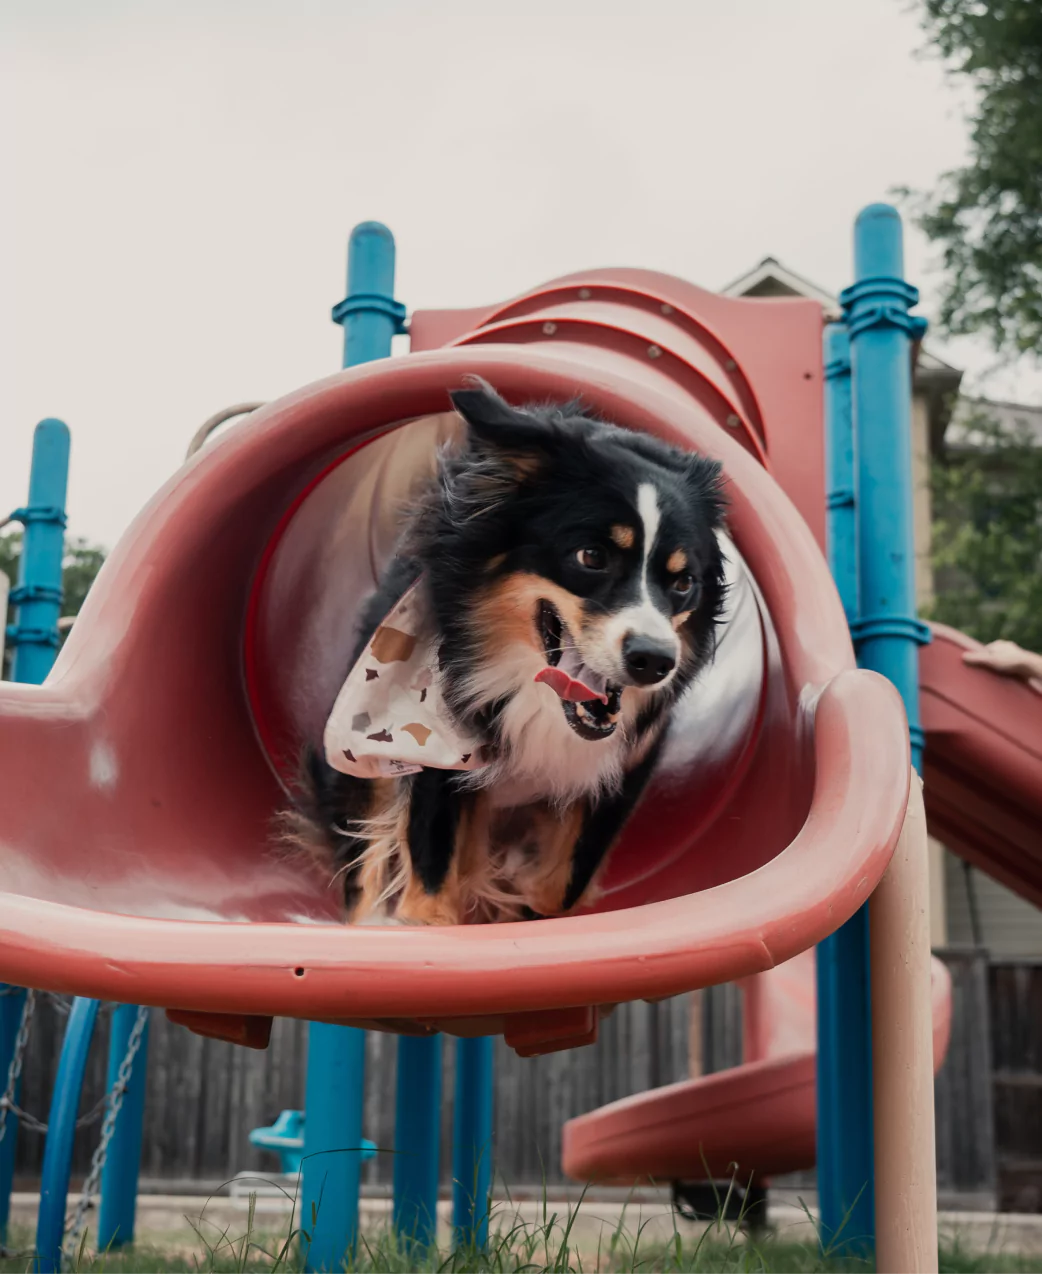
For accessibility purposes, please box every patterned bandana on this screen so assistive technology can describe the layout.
[324,581,611,781]
[324,584,489,779]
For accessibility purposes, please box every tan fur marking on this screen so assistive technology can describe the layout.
[666,549,688,574]
[485,553,507,572]
[611,524,635,549]
[671,609,692,631]
[473,573,586,654]
[522,803,586,915]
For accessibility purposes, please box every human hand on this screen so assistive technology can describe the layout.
[963,640,1042,694]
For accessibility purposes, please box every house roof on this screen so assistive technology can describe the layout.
[722,255,963,444]
[947,396,1042,449]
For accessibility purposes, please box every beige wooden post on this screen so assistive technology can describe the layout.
[871,771,939,1273]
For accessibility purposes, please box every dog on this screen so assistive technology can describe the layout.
[278,379,727,925]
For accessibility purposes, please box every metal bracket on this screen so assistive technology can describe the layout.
[849,615,932,646]
[6,505,68,529]
[331,293,407,333]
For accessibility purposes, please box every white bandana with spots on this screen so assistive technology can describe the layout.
[324,584,490,779]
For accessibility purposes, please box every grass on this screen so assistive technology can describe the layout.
[1,1180,1039,1273]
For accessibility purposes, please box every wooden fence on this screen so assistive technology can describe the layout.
[12,953,1040,1209]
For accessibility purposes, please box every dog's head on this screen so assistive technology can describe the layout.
[420,380,727,766]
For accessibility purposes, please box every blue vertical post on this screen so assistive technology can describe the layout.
[8,418,69,687]
[1,418,70,1239]
[452,1036,493,1249]
[393,1035,442,1246]
[816,324,875,1255]
[301,222,406,1272]
[97,1005,150,1249]
[843,203,930,772]
[819,204,930,1258]
[35,997,101,1273]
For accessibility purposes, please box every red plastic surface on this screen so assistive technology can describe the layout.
[0,276,911,1049]
[560,949,952,1184]
[920,624,1042,908]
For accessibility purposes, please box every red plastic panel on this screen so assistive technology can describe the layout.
[920,624,1042,908]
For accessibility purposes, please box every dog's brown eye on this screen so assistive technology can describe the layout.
[671,572,696,597]
[576,547,607,571]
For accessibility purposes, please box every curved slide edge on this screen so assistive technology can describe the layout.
[560,954,951,1186]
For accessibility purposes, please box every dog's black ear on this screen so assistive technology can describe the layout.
[450,379,557,457]
[685,454,727,526]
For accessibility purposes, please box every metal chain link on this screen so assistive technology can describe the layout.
[0,1087,110,1135]
[0,990,36,1146]
[66,1004,149,1250]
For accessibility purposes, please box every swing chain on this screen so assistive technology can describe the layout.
[66,1004,149,1250]
[0,990,37,1146]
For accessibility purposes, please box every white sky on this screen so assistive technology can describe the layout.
[3,0,1039,549]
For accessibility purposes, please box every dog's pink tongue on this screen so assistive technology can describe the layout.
[534,647,608,704]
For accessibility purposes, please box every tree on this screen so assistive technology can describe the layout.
[0,531,107,678]
[910,0,1042,357]
[929,406,1042,652]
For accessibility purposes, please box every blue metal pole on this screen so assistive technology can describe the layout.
[36,997,101,1273]
[301,1024,368,1272]
[843,203,930,772]
[452,1036,494,1249]
[820,204,930,1259]
[97,1005,150,1249]
[816,324,875,1256]
[393,1034,442,1246]
[1,418,70,1240]
[8,418,69,687]
[0,989,28,1241]
[301,221,407,1272]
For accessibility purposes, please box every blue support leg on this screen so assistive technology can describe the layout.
[816,322,875,1255]
[97,1005,150,1250]
[0,988,29,1241]
[301,1024,367,1272]
[452,1036,493,1249]
[36,997,101,1273]
[9,418,70,687]
[300,220,407,1270]
[393,1034,442,1247]
[827,204,930,1260]
[2,419,71,1241]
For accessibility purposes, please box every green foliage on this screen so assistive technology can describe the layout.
[0,530,107,678]
[929,408,1042,651]
[907,0,1042,356]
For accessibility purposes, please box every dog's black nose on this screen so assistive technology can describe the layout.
[622,634,677,685]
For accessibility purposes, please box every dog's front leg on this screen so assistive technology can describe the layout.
[395,768,465,926]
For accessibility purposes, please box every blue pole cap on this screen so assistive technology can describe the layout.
[346,221,397,298]
[854,203,904,281]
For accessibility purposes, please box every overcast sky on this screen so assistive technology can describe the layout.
[3,1,1039,549]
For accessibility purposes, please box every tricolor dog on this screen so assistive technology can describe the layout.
[279,379,727,925]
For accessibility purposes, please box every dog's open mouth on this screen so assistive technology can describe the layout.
[535,601,622,741]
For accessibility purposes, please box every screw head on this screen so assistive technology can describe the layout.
[725,358,738,371]
[578,288,592,300]
[726,413,741,428]
[542,321,557,336]
[660,303,674,316]
[647,345,663,359]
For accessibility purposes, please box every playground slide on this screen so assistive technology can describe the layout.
[561,948,952,1186]
[562,624,1042,1189]
[0,259,914,1055]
